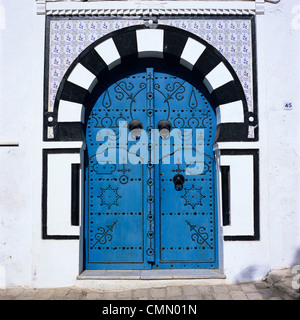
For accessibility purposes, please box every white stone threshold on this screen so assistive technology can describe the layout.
[78,269,226,280]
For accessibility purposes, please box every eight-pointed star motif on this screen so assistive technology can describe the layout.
[181,184,205,209]
[98,185,122,209]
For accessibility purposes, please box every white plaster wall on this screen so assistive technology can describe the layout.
[0,0,81,288]
[0,0,38,288]
[223,0,300,283]
[0,0,299,288]
[263,0,300,270]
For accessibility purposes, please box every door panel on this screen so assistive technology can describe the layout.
[153,72,217,268]
[85,68,218,270]
[85,72,150,269]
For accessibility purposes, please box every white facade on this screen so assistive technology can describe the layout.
[0,0,299,289]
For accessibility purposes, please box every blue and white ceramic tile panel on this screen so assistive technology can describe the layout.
[48,19,254,137]
[161,19,254,139]
[48,19,143,113]
[160,19,253,112]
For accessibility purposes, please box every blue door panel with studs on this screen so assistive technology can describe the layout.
[85,68,218,270]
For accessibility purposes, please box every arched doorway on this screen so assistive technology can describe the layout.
[50,24,250,272]
[85,66,217,269]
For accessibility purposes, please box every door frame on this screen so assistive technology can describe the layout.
[48,24,251,278]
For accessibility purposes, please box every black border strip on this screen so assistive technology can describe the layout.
[221,149,259,241]
[71,163,80,226]
[220,165,230,227]
[42,148,81,240]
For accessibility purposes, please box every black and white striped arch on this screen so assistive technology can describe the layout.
[47,24,256,142]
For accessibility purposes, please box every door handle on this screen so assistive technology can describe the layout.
[173,174,185,191]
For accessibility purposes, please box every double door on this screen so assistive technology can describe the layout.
[85,68,218,269]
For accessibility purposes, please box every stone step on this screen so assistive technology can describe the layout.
[265,268,300,300]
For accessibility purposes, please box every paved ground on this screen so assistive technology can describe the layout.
[0,280,296,300]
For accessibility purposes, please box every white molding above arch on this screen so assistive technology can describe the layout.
[36,0,266,16]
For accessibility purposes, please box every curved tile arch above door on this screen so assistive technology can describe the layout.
[49,24,254,143]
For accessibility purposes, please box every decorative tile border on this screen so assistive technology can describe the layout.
[48,18,254,117]
[48,19,143,113]
[46,16,257,140]
[160,19,254,114]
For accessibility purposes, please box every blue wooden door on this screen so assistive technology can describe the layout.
[85,68,218,270]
